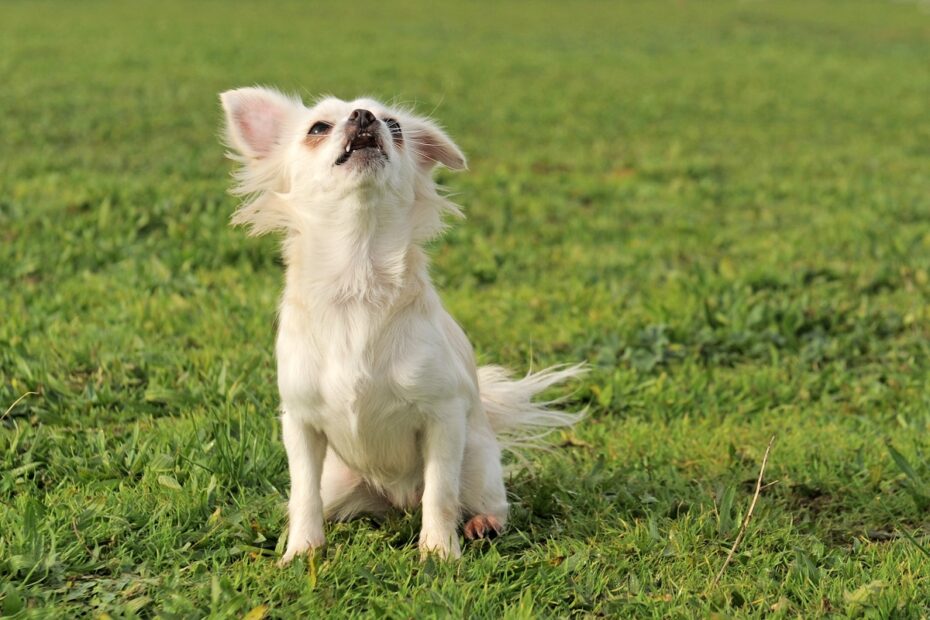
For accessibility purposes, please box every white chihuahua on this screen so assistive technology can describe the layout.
[219,87,584,562]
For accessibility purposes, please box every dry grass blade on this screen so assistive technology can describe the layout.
[2,391,37,422]
[709,435,776,590]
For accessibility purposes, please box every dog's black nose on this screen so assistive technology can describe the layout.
[348,108,376,129]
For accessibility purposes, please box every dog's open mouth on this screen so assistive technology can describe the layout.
[335,131,385,166]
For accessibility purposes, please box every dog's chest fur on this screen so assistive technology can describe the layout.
[275,292,444,487]
[272,216,478,497]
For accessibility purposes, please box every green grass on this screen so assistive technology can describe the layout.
[3,0,930,616]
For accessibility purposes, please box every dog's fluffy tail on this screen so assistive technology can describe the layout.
[478,363,587,451]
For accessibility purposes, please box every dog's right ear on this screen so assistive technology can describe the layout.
[220,87,302,159]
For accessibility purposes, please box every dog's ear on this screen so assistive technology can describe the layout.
[407,117,467,171]
[220,87,302,159]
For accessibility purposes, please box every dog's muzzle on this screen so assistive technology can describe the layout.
[336,108,385,166]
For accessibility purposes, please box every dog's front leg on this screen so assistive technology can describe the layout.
[419,401,467,559]
[279,410,327,565]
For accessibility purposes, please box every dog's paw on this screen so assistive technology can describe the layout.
[418,529,462,560]
[464,515,503,541]
[278,543,324,567]
[278,531,325,567]
[277,549,299,567]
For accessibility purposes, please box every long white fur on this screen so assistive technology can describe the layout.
[219,86,585,563]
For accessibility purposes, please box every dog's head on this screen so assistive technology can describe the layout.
[220,87,466,239]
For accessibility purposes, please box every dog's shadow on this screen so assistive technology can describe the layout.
[319,459,601,557]
[320,447,752,558]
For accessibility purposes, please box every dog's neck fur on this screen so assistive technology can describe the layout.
[281,189,426,309]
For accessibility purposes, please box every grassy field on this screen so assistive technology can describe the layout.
[3,0,930,616]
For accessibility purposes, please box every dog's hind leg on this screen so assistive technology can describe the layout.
[320,449,390,521]
[460,425,509,541]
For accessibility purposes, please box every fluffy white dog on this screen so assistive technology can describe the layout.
[219,87,584,562]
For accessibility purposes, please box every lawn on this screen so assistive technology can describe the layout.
[3,0,930,616]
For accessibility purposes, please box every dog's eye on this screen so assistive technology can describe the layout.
[308,121,333,136]
[384,118,402,135]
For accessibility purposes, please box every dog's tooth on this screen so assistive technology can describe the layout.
[345,143,351,153]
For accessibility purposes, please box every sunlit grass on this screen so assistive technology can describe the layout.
[3,0,930,616]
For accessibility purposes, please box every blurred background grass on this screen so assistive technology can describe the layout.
[2,0,930,616]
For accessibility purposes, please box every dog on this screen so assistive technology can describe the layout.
[219,87,584,562]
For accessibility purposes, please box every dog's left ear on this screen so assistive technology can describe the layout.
[220,87,302,159]
[407,118,467,171]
